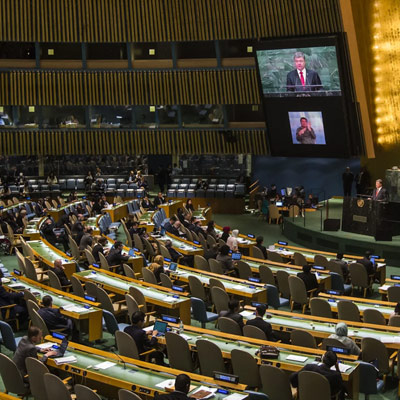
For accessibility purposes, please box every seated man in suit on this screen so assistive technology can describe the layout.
[290,351,345,400]
[245,304,275,341]
[38,295,78,340]
[255,236,268,259]
[286,51,322,92]
[92,236,108,263]
[154,374,192,400]
[106,241,129,269]
[79,227,93,250]
[297,264,319,293]
[41,217,70,252]
[124,311,164,365]
[153,192,166,208]
[0,271,28,324]
[358,251,376,276]
[53,259,71,287]
[219,299,244,332]
[164,216,178,234]
[13,326,57,376]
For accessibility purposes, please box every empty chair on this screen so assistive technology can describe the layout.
[188,275,207,301]
[387,285,400,303]
[84,249,96,265]
[327,260,344,278]
[298,371,332,400]
[209,258,224,275]
[310,297,333,318]
[84,281,99,298]
[96,286,127,318]
[160,273,173,288]
[0,321,22,352]
[363,308,386,325]
[71,275,86,298]
[115,330,141,359]
[349,262,373,297]
[293,252,307,267]
[142,267,158,285]
[236,260,252,279]
[47,269,67,291]
[218,316,242,336]
[361,337,392,380]
[268,205,281,224]
[125,293,140,321]
[75,384,102,400]
[243,325,267,340]
[252,246,265,260]
[197,339,227,377]
[194,255,210,271]
[44,373,72,400]
[356,360,385,399]
[209,277,225,291]
[231,349,260,388]
[128,286,155,323]
[389,315,400,327]
[0,353,29,398]
[266,284,289,309]
[210,286,229,314]
[26,357,50,400]
[102,310,130,337]
[123,264,136,279]
[314,254,329,267]
[290,329,317,349]
[321,337,349,350]
[266,250,284,263]
[259,264,275,285]
[165,332,196,372]
[330,272,352,295]
[259,364,293,400]
[191,297,218,328]
[337,300,360,322]
[118,389,142,400]
[276,270,291,299]
[288,275,312,313]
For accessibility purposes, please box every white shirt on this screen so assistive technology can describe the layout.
[297,68,307,82]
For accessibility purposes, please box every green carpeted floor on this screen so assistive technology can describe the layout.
[1,211,400,399]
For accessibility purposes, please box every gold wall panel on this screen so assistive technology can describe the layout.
[0,70,260,105]
[0,129,267,155]
[0,0,342,42]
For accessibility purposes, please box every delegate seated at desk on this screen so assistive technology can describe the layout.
[328,322,360,356]
[220,299,244,332]
[154,374,192,400]
[290,351,345,400]
[297,265,319,292]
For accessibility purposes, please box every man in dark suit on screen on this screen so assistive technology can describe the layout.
[287,51,322,92]
[371,179,389,201]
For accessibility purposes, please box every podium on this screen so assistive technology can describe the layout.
[342,197,390,239]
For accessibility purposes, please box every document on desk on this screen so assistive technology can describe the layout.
[179,334,191,341]
[155,379,175,389]
[94,361,116,370]
[54,356,77,365]
[240,310,254,317]
[379,285,390,291]
[62,304,87,313]
[331,363,352,373]
[190,386,217,399]
[36,342,54,350]
[163,297,177,303]
[286,355,308,363]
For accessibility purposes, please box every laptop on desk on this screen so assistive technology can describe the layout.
[49,336,69,358]
[153,320,168,337]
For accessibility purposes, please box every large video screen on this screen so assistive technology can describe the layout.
[255,35,363,158]
[256,46,341,96]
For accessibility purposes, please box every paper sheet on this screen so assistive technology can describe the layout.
[62,304,87,313]
[54,356,77,365]
[179,334,191,341]
[287,355,308,362]
[36,342,54,349]
[163,297,177,303]
[223,394,248,400]
[379,285,390,291]
[240,311,254,317]
[94,361,116,370]
[331,363,352,373]
[8,283,26,288]
[155,379,175,389]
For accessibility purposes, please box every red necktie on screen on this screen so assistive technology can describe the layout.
[300,71,305,86]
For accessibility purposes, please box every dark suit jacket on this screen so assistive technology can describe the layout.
[255,244,268,259]
[246,316,275,341]
[290,363,344,398]
[297,272,319,292]
[38,307,69,330]
[154,391,192,400]
[372,187,388,201]
[79,233,93,250]
[219,311,244,330]
[153,197,165,208]
[54,267,71,287]
[107,248,129,266]
[358,257,376,276]
[92,244,104,263]
[286,69,322,92]
[124,325,158,358]
[12,336,38,375]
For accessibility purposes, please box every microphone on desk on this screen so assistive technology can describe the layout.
[110,346,126,370]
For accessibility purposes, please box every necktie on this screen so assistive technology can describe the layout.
[300,71,305,86]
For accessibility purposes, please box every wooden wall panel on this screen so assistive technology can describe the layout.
[0,0,342,42]
[0,129,267,155]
